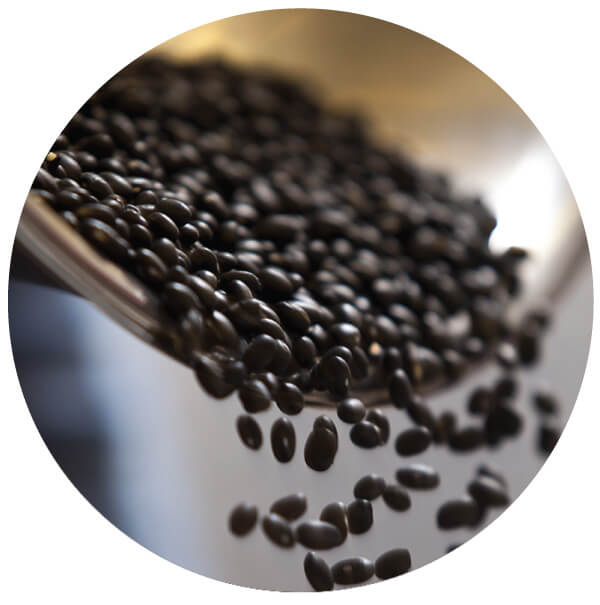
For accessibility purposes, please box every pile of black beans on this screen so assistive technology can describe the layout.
[29,57,560,590]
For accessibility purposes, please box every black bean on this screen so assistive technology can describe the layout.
[80,172,113,198]
[330,322,361,347]
[156,196,193,224]
[437,497,480,529]
[163,281,200,315]
[220,269,262,293]
[304,552,334,592]
[79,218,130,259]
[395,426,432,456]
[242,334,278,372]
[293,336,317,367]
[147,211,180,240]
[320,502,348,540]
[365,409,390,443]
[262,513,295,548]
[269,339,292,375]
[318,355,351,397]
[332,557,374,585]
[494,374,519,399]
[448,426,485,452]
[270,493,307,521]
[193,353,235,399]
[304,427,337,471]
[538,424,560,454]
[353,474,386,500]
[375,548,411,580]
[134,248,168,284]
[313,414,338,443]
[236,415,262,450]
[275,301,312,332]
[407,399,437,433]
[206,310,240,351]
[258,266,295,298]
[229,503,258,536]
[100,171,135,198]
[382,484,411,512]
[349,345,369,379]
[337,397,366,424]
[271,417,296,462]
[477,464,508,488]
[347,499,373,534]
[533,388,558,415]
[468,386,496,415]
[389,369,414,409]
[468,476,509,508]
[275,382,304,415]
[396,464,440,489]
[187,275,218,309]
[258,318,288,342]
[296,521,343,550]
[350,421,382,449]
[238,379,271,413]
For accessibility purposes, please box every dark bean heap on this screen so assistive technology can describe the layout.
[29,57,559,590]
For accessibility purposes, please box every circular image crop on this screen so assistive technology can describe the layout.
[9,9,592,591]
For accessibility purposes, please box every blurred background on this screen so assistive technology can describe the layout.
[8,9,592,591]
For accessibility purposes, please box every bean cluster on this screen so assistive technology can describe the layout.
[29,57,560,590]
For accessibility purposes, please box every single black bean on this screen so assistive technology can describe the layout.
[163,281,200,315]
[269,339,292,375]
[259,266,295,298]
[229,503,258,536]
[320,502,348,541]
[275,382,304,415]
[304,427,337,471]
[275,301,312,332]
[382,484,411,512]
[238,379,271,413]
[389,369,414,408]
[332,557,374,585]
[135,248,168,284]
[262,513,295,548]
[533,388,558,414]
[304,552,334,592]
[395,426,432,456]
[538,424,560,454]
[220,269,262,293]
[350,421,382,449]
[236,415,262,450]
[296,521,343,550]
[271,417,296,462]
[468,476,509,508]
[375,548,411,580]
[437,497,480,529]
[193,353,235,399]
[100,171,135,197]
[79,218,130,259]
[468,386,496,415]
[347,499,373,534]
[270,493,307,521]
[152,238,179,266]
[448,426,485,452]
[242,334,278,372]
[353,474,386,500]
[495,374,518,399]
[147,211,180,240]
[396,464,440,489]
[80,172,113,198]
[206,310,240,351]
[337,397,366,424]
[156,196,193,224]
